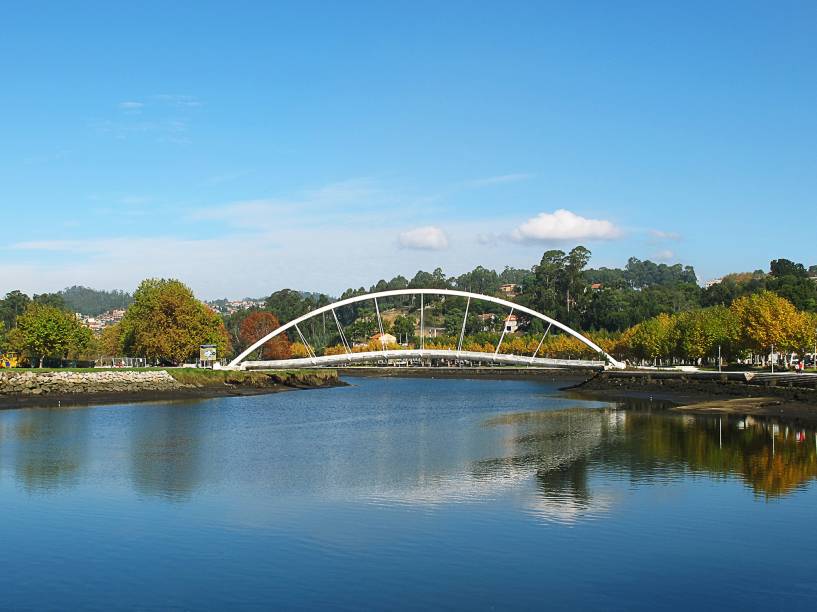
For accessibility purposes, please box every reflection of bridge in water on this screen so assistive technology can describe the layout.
[226,288,625,371]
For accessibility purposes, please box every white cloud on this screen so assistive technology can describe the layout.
[654,249,676,261]
[649,229,681,241]
[398,226,449,251]
[4,180,635,299]
[191,179,433,231]
[476,232,499,246]
[119,101,144,111]
[511,209,621,242]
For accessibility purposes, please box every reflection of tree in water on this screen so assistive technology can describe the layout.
[11,408,90,492]
[476,408,617,512]
[619,413,817,499]
[130,403,205,501]
[534,457,591,505]
[482,404,817,502]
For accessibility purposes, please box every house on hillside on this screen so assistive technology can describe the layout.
[504,314,519,333]
[477,313,496,331]
[372,332,397,348]
[499,283,520,297]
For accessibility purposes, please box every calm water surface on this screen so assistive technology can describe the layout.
[1,376,816,611]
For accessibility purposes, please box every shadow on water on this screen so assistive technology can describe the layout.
[481,402,817,502]
[129,402,206,501]
[9,408,90,492]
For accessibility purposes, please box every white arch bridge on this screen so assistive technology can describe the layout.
[225,289,625,371]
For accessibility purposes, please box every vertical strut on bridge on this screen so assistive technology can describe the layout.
[294,323,317,364]
[420,293,425,350]
[457,296,471,356]
[529,322,552,364]
[374,297,386,351]
[495,307,514,355]
[332,308,351,354]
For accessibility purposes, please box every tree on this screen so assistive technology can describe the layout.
[527,250,565,316]
[790,312,817,358]
[456,266,500,295]
[392,314,416,344]
[264,289,313,323]
[57,286,133,316]
[69,325,96,361]
[32,293,67,310]
[121,279,230,365]
[675,306,739,362]
[562,246,591,322]
[345,316,377,343]
[499,266,535,287]
[16,303,86,367]
[239,311,291,360]
[628,313,679,364]
[99,323,124,357]
[770,259,807,278]
[0,290,31,330]
[731,291,799,358]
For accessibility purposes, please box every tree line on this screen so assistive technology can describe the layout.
[1,280,228,367]
[2,249,816,367]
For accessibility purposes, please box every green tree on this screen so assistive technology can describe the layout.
[0,290,31,330]
[675,306,739,362]
[628,313,679,364]
[121,279,230,365]
[527,250,565,316]
[456,266,500,295]
[57,286,133,316]
[392,314,416,344]
[32,292,67,310]
[770,259,807,278]
[562,246,591,324]
[17,303,85,367]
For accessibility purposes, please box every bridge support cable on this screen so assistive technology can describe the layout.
[374,297,386,351]
[331,309,352,354]
[456,297,471,356]
[294,324,317,363]
[529,322,552,364]
[420,293,425,350]
[495,308,514,355]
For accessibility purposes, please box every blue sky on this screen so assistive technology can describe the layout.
[2,1,815,299]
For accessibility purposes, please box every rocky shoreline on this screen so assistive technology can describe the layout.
[0,369,343,409]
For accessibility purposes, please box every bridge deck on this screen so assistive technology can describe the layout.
[237,349,605,370]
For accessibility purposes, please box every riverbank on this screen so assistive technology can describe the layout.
[0,368,342,409]
[572,369,817,423]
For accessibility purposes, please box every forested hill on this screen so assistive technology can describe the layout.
[57,286,133,316]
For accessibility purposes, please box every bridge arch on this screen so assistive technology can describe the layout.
[226,289,624,369]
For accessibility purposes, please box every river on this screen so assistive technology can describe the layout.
[1,376,816,610]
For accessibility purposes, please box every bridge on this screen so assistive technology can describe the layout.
[225,288,625,370]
